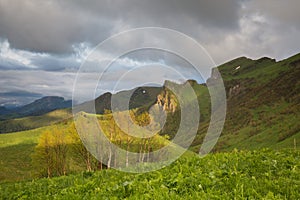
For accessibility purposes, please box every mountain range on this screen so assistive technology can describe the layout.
[0,52,299,187]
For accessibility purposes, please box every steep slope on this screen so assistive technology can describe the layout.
[191,53,300,152]
[144,53,300,152]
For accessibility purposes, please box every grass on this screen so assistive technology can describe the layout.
[0,149,299,199]
[217,55,293,84]
[0,128,43,182]
[0,127,44,148]
[203,104,300,152]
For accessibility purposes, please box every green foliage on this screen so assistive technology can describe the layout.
[1,149,299,199]
[32,126,70,178]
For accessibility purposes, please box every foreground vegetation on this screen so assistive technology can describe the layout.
[1,149,299,199]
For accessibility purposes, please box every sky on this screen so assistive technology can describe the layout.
[0,0,300,106]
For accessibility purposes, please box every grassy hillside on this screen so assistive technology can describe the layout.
[0,108,72,134]
[157,54,300,152]
[0,119,86,182]
[1,149,299,199]
[0,110,173,182]
[0,128,43,182]
[191,53,300,152]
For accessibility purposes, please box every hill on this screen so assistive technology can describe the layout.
[0,108,72,134]
[17,96,71,116]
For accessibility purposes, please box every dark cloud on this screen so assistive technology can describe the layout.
[0,0,241,54]
[0,0,299,62]
[245,0,300,29]
[0,39,82,71]
[0,91,42,98]
[0,0,113,53]
[62,0,241,29]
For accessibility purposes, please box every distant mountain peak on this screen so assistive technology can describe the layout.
[0,96,72,120]
[33,96,66,103]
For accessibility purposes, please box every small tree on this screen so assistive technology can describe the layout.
[52,126,68,176]
[32,129,54,178]
[68,123,97,171]
[32,126,69,177]
[104,109,114,169]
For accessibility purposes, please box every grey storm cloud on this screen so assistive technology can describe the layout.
[0,0,241,54]
[0,0,299,60]
[244,0,300,28]
[0,91,42,98]
[0,39,82,71]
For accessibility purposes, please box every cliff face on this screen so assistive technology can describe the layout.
[155,80,200,113]
[156,90,177,113]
